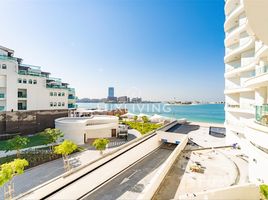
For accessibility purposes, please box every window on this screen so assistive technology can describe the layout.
[28,79,32,84]
[62,92,65,96]
[54,102,57,106]
[33,80,37,84]
[62,102,65,106]
[58,92,61,96]
[58,102,61,106]
[18,79,22,83]
[50,102,53,107]
[2,64,7,69]
[50,92,53,96]
[54,92,57,96]
[23,79,27,84]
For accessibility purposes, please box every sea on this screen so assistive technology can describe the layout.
[76,103,225,124]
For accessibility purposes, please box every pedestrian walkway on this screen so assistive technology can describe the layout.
[0,132,140,200]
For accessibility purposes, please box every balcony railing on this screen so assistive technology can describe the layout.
[20,64,41,70]
[47,77,62,82]
[256,65,268,76]
[0,55,18,62]
[68,96,75,99]
[226,2,241,18]
[46,85,68,89]
[68,104,77,109]
[0,93,5,98]
[68,88,75,93]
[255,105,268,126]
[18,70,48,78]
[18,106,27,110]
[18,94,27,98]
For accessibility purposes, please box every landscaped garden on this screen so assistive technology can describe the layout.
[0,133,49,151]
[0,129,82,199]
[123,119,162,135]
[0,128,83,169]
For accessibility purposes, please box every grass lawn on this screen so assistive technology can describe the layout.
[0,134,49,151]
[123,121,162,135]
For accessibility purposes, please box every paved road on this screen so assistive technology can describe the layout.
[83,144,176,200]
[0,132,139,200]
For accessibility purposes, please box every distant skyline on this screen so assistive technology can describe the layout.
[0,0,225,101]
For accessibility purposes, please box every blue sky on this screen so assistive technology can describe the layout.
[0,0,225,101]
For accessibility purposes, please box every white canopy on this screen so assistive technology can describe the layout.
[137,113,150,117]
[121,112,136,119]
[150,114,169,123]
[137,113,150,119]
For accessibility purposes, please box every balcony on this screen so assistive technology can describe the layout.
[225,36,254,63]
[68,88,75,93]
[224,3,244,31]
[18,70,48,78]
[18,90,27,98]
[0,93,5,99]
[0,55,18,62]
[18,94,27,98]
[18,106,27,111]
[68,104,77,109]
[255,105,268,127]
[244,66,268,88]
[225,20,248,47]
[46,85,68,89]
[68,95,75,99]
[226,104,254,114]
[256,65,268,76]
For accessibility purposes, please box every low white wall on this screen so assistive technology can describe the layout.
[19,133,162,199]
[138,135,188,199]
[55,116,119,144]
[177,184,259,200]
[55,120,86,144]
[157,130,187,144]
[159,120,178,132]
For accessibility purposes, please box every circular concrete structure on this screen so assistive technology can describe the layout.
[55,115,119,144]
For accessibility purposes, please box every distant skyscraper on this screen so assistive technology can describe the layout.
[108,87,114,98]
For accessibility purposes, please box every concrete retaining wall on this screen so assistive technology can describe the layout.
[159,120,178,132]
[0,109,68,139]
[138,135,188,199]
[157,130,187,144]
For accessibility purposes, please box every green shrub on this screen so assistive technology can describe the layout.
[123,121,162,135]
[260,184,268,200]
[92,138,110,154]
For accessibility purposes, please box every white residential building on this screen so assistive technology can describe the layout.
[0,45,76,112]
[224,0,268,183]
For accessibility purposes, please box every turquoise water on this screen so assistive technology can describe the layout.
[77,103,225,124]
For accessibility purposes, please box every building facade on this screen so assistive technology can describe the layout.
[55,115,119,145]
[108,87,114,98]
[117,96,128,103]
[224,0,268,183]
[0,45,76,111]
